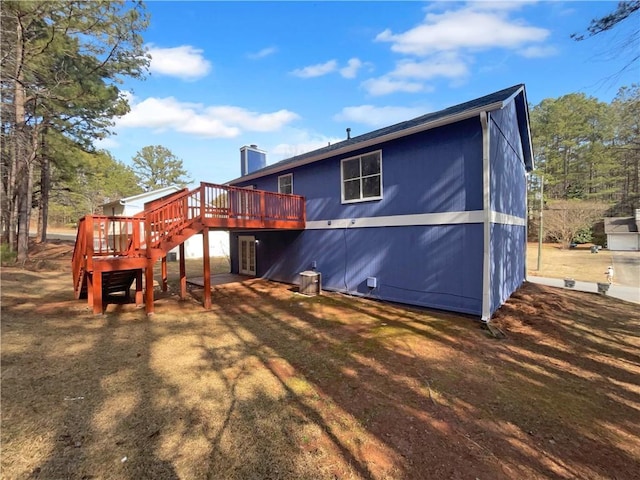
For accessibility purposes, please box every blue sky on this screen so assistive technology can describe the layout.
[100,1,639,186]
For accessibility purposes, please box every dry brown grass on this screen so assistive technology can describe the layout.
[2,241,639,479]
[526,242,613,282]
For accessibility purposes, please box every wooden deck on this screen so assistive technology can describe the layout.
[72,182,305,314]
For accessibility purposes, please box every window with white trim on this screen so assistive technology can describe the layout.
[278,173,293,194]
[341,151,382,203]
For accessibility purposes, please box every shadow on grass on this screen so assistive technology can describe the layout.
[1,269,639,479]
[201,280,640,479]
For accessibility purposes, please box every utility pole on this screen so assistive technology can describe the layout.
[537,176,544,271]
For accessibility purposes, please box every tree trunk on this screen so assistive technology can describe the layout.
[13,15,28,260]
[633,152,639,205]
[37,127,49,243]
[0,124,10,244]
[563,147,569,199]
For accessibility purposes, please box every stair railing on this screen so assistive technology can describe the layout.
[144,187,201,250]
[71,216,89,294]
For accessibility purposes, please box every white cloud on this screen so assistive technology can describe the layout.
[270,129,344,160]
[334,105,427,127]
[339,58,364,79]
[466,1,537,12]
[204,106,301,132]
[147,44,212,80]
[517,45,558,58]
[390,54,469,80]
[117,96,299,138]
[364,3,553,95]
[360,53,468,97]
[375,7,549,56]
[290,60,338,78]
[248,46,277,59]
[361,77,425,96]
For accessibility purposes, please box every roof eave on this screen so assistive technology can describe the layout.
[117,186,180,205]
[228,101,505,185]
[518,87,535,172]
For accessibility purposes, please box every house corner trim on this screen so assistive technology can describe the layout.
[480,111,491,322]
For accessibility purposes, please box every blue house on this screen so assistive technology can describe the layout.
[226,84,534,321]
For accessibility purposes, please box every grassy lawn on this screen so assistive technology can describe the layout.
[1,242,639,479]
[526,242,614,283]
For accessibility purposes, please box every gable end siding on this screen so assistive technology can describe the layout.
[488,101,528,314]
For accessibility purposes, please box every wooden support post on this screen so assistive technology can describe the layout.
[200,182,206,221]
[161,255,168,292]
[124,272,131,302]
[203,227,211,309]
[87,272,94,310]
[145,262,155,315]
[144,204,154,315]
[93,271,103,315]
[179,243,186,300]
[135,269,143,306]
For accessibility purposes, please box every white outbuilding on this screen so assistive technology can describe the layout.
[604,209,640,251]
[102,187,230,259]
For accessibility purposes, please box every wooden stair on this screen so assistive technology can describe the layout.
[71,182,305,314]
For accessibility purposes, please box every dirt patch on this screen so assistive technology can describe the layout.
[2,242,639,479]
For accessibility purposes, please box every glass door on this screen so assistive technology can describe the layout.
[238,235,256,275]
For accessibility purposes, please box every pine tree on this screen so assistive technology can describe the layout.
[132,146,192,191]
[1,1,149,260]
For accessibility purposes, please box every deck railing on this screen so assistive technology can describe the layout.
[76,215,146,256]
[71,214,145,293]
[201,182,305,223]
[73,182,305,266]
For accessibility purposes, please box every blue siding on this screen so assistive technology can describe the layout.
[230,107,530,319]
[488,100,528,315]
[232,224,484,316]
[489,103,527,218]
[238,118,484,220]
[490,224,526,313]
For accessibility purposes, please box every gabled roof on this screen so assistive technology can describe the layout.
[102,186,181,211]
[228,84,533,185]
[604,217,640,234]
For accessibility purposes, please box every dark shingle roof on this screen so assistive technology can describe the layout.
[604,217,639,234]
[229,84,529,184]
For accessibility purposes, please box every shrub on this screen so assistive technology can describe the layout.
[572,226,593,244]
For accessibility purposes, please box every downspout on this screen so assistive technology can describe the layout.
[480,111,491,322]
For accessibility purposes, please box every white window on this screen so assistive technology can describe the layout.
[341,150,382,203]
[278,173,293,194]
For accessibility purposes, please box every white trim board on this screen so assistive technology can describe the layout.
[480,111,492,322]
[305,210,525,230]
[490,211,526,226]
